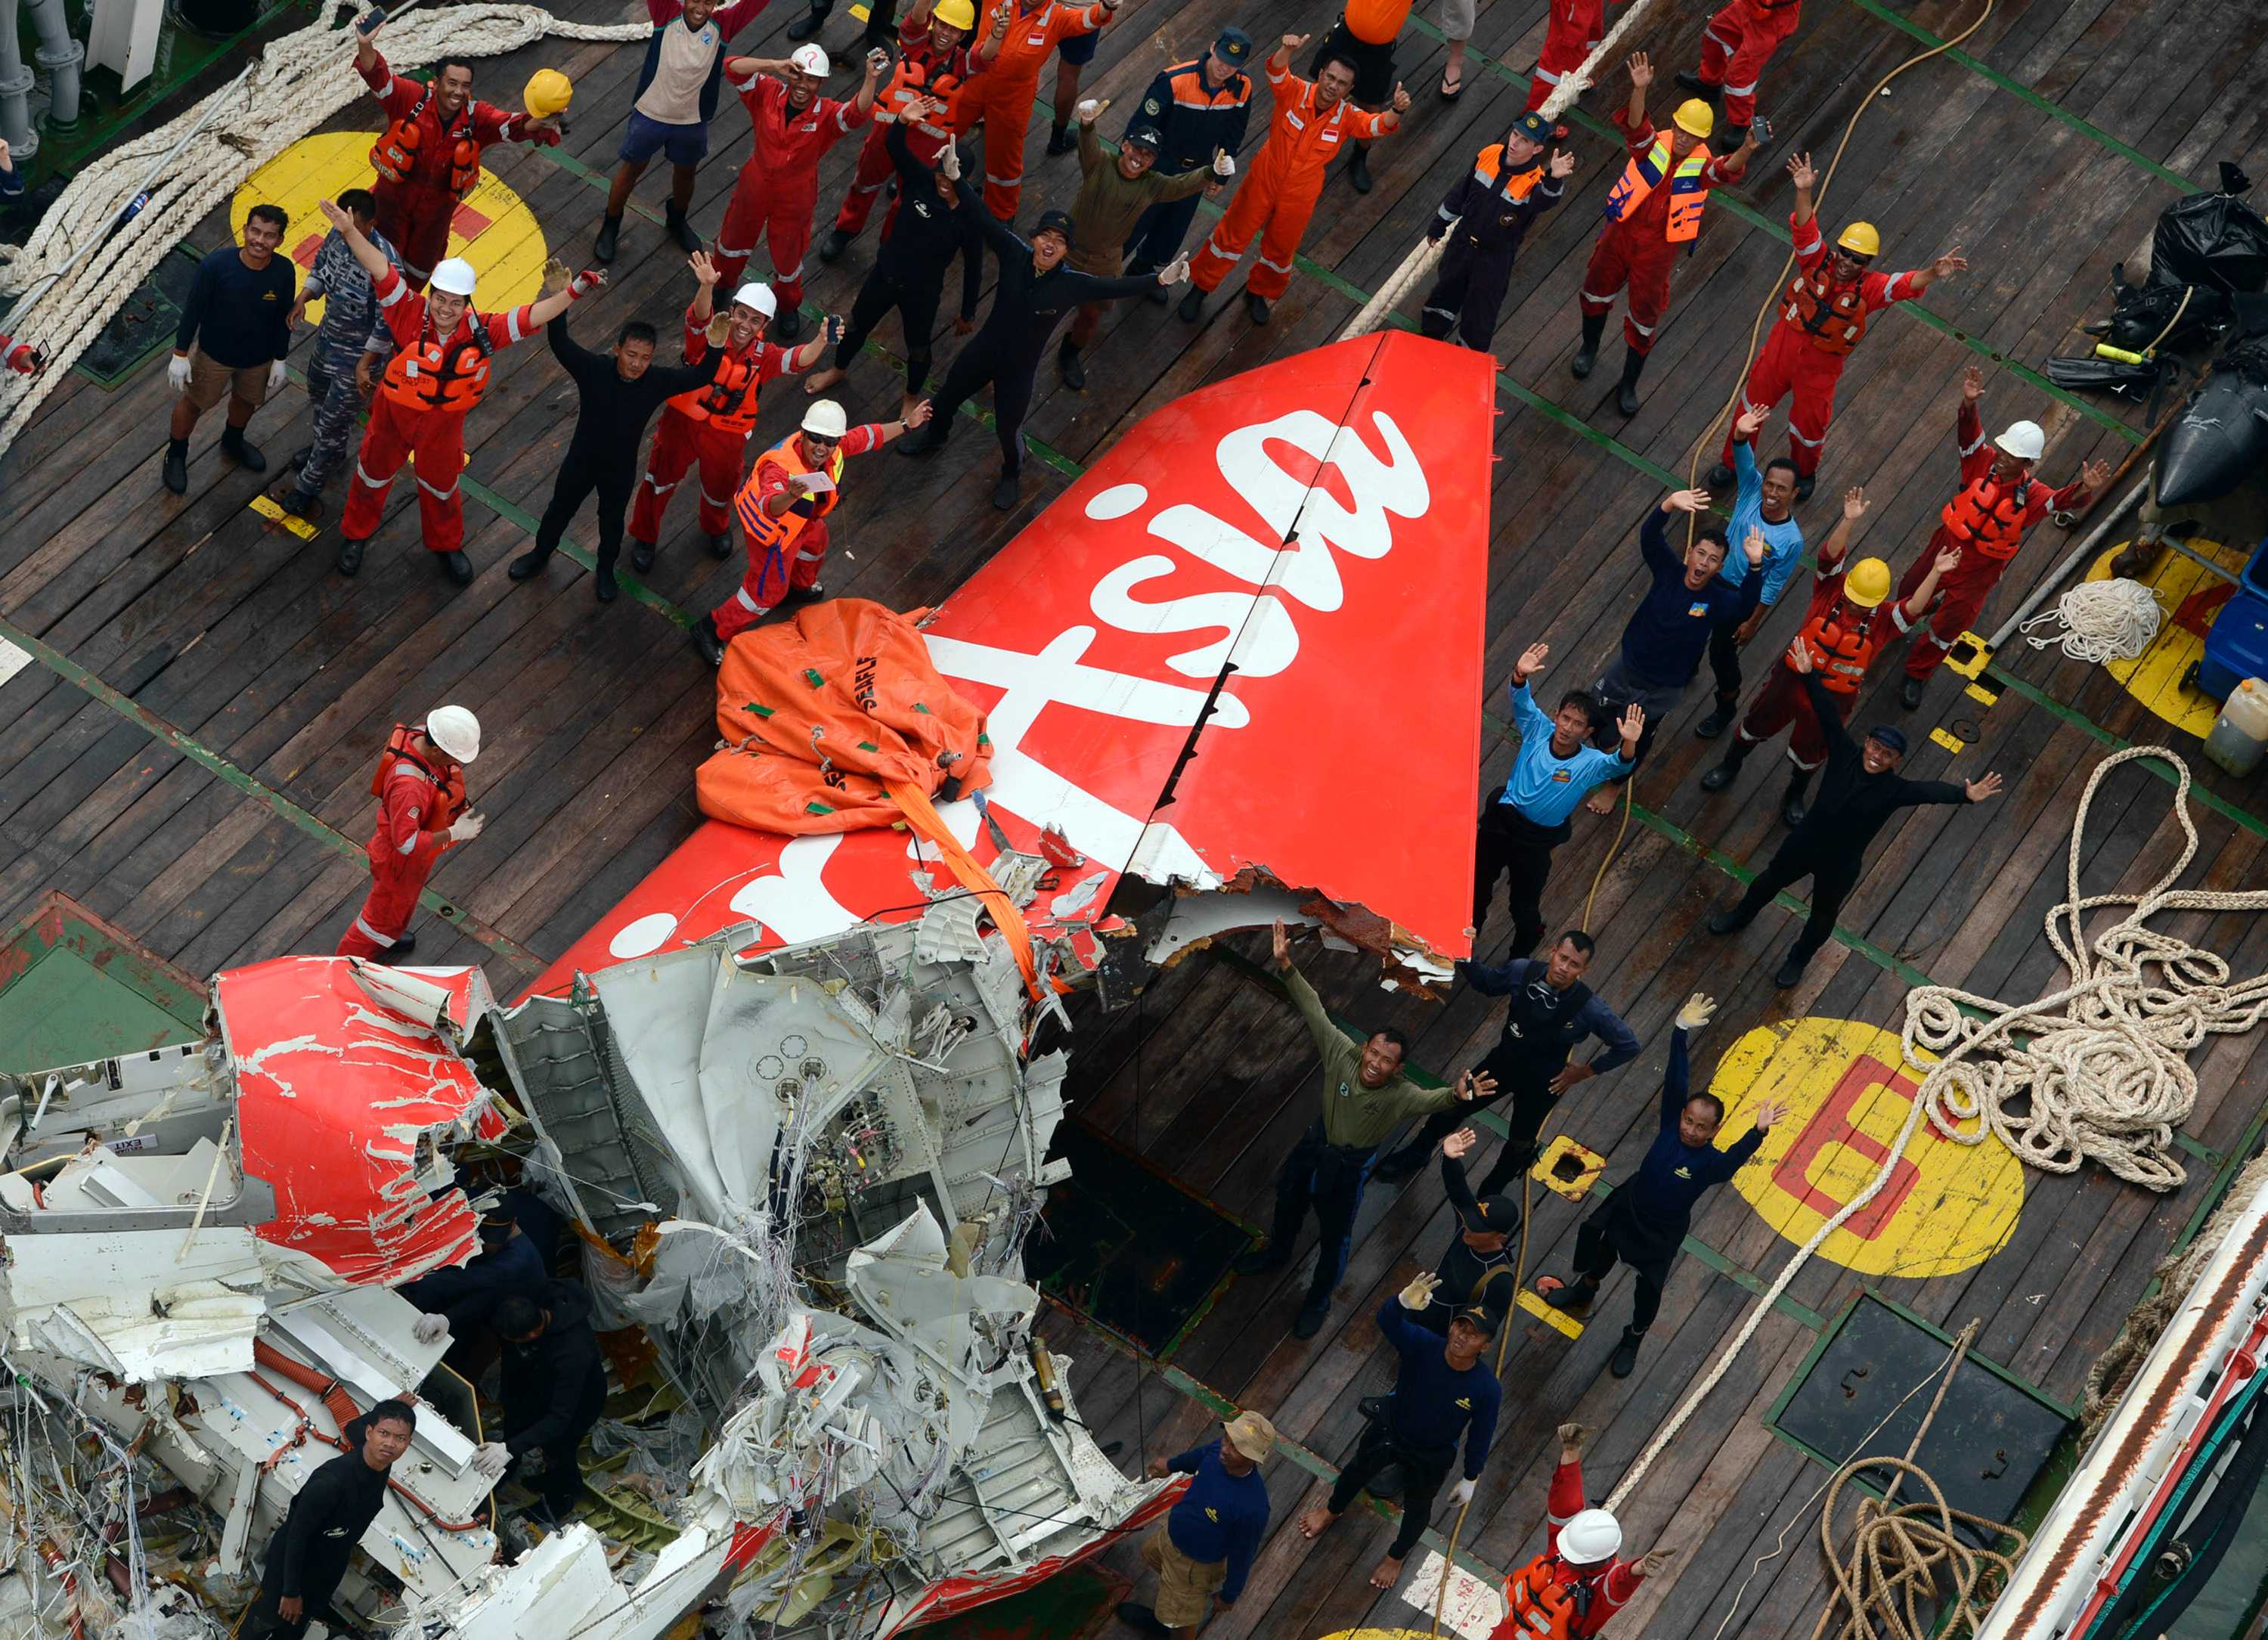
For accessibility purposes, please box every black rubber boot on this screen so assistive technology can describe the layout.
[1058,339,1086,389]
[1675,69,1719,97]
[819,227,854,263]
[1176,287,1206,322]
[1346,144,1373,194]
[707,531,733,559]
[1046,122,1076,156]
[990,470,1021,511]
[594,214,621,264]
[772,305,803,343]
[507,547,550,581]
[1694,697,1739,739]
[1545,1277,1597,1317]
[1774,949,1811,988]
[786,4,827,39]
[1707,903,1752,935]
[665,201,701,254]
[221,429,265,472]
[1616,349,1647,416]
[1609,1328,1643,1378]
[1705,463,1735,487]
[440,550,475,586]
[1571,312,1606,379]
[1780,771,1813,829]
[1900,674,1927,710]
[630,538,656,573]
[1699,748,1747,792]
[336,535,367,576]
[692,615,726,667]
[1244,291,1272,324]
[162,440,188,493]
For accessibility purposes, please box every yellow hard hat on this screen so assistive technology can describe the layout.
[524,69,574,119]
[1672,99,1714,138]
[1836,221,1881,258]
[933,0,976,26]
[1845,557,1892,608]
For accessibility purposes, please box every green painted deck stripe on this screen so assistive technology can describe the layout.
[1833,0,2195,193]
[1400,13,2143,445]
[0,613,544,971]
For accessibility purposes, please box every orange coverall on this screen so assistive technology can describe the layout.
[953,0,1111,219]
[337,733,464,960]
[1524,0,1609,114]
[1189,54,1393,302]
[1695,0,1802,129]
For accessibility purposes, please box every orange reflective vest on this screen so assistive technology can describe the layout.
[1473,143,1545,201]
[370,85,482,200]
[686,333,770,437]
[1792,600,1885,694]
[1498,1556,1587,1640]
[1783,263,1870,355]
[1939,473,2034,560]
[379,322,496,415]
[370,725,467,830]
[1603,137,1712,241]
[734,434,847,551]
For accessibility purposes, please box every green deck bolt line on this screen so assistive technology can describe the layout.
[0,614,544,971]
[1398,12,2143,445]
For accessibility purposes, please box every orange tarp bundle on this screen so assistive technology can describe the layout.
[695,599,994,836]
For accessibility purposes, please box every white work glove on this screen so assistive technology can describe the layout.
[412,1313,450,1345]
[167,352,192,394]
[448,812,485,845]
[1449,1477,1476,1508]
[1398,1272,1440,1312]
[1074,97,1101,123]
[266,358,289,393]
[940,141,962,181]
[1211,149,1235,178]
[1674,992,1717,1032]
[1156,253,1191,287]
[469,1441,512,1480]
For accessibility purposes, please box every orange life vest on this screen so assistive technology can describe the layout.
[1792,598,1885,695]
[734,434,847,553]
[686,331,769,436]
[1938,473,2034,560]
[881,41,975,129]
[1473,143,1545,201]
[379,317,496,416]
[1602,137,1712,242]
[1497,1555,1588,1640]
[371,725,467,829]
[370,85,482,200]
[1783,262,1870,355]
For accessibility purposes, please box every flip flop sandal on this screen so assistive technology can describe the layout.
[1439,66,1464,100]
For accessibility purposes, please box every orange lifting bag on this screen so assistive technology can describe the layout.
[695,599,994,834]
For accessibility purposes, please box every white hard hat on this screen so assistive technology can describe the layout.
[1994,420,2045,461]
[802,399,848,438]
[790,42,829,75]
[429,259,478,297]
[731,283,779,318]
[1557,1508,1623,1567]
[425,705,482,764]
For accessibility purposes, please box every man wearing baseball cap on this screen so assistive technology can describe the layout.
[1420,110,1574,354]
[1121,1412,1276,1635]
[1707,663,2001,986]
[1408,1128,1521,1333]
[1122,29,1256,287]
[1059,96,1229,388]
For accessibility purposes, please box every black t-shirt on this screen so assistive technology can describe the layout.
[548,315,722,476]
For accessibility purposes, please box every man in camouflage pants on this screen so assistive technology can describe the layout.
[273,189,398,523]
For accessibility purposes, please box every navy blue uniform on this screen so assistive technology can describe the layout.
[1164,1439,1270,1602]
[1327,1297,1501,1558]
[1124,59,1253,274]
[1421,142,1565,352]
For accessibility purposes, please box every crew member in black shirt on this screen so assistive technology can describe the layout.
[511,308,748,603]
[896,157,1186,512]
[1705,649,2002,986]
[240,1400,416,1638]
[1410,1126,1519,1333]
[479,1281,611,1524]
[1374,931,1639,1195]
[165,203,297,494]
[800,119,982,415]
[1547,997,1785,1379]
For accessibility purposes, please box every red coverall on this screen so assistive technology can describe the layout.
[1524,0,1607,115]
[1189,55,1392,302]
[358,49,558,288]
[1485,1456,1644,1640]
[714,71,872,308]
[1736,555,1916,770]
[1720,212,1923,477]
[337,733,464,960]
[1579,111,1742,354]
[953,0,1110,219]
[342,267,543,555]
[1895,401,2092,681]
[630,307,800,544]
[714,423,890,638]
[1694,0,1802,129]
[832,16,984,240]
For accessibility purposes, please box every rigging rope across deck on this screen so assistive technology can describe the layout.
[0,0,648,453]
[1609,746,2268,1513]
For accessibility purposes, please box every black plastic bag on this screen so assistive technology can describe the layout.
[2105,275,2227,352]
[2149,163,2268,295]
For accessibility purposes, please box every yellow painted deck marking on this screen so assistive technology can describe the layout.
[1714,1017,2023,1279]
[232,132,547,327]
[1534,1134,1606,1202]
[247,492,318,539]
[1929,727,1965,754]
[1964,683,2000,707]
[2087,538,2248,737]
[1517,1288,1583,1338]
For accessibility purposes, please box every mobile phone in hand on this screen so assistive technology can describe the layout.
[357,6,387,36]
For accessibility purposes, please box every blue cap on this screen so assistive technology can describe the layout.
[1864,724,1909,755]
[1214,26,1253,64]
[1510,111,1553,145]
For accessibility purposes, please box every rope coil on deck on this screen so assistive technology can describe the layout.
[1811,1459,2027,1640]
[0,0,647,453]
[2016,578,2164,664]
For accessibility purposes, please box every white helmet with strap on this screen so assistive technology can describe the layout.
[425,705,482,764]
[1557,1508,1623,1566]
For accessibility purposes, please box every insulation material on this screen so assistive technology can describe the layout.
[212,958,494,1286]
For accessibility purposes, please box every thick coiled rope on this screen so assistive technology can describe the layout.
[2017,578,2164,665]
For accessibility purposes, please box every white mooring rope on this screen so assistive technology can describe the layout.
[2018,578,2164,664]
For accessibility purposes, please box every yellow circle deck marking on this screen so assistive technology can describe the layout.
[2084,536,2248,737]
[1712,1016,2022,1279]
[231,132,547,326]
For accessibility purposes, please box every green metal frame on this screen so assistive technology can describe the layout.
[0,890,209,1068]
